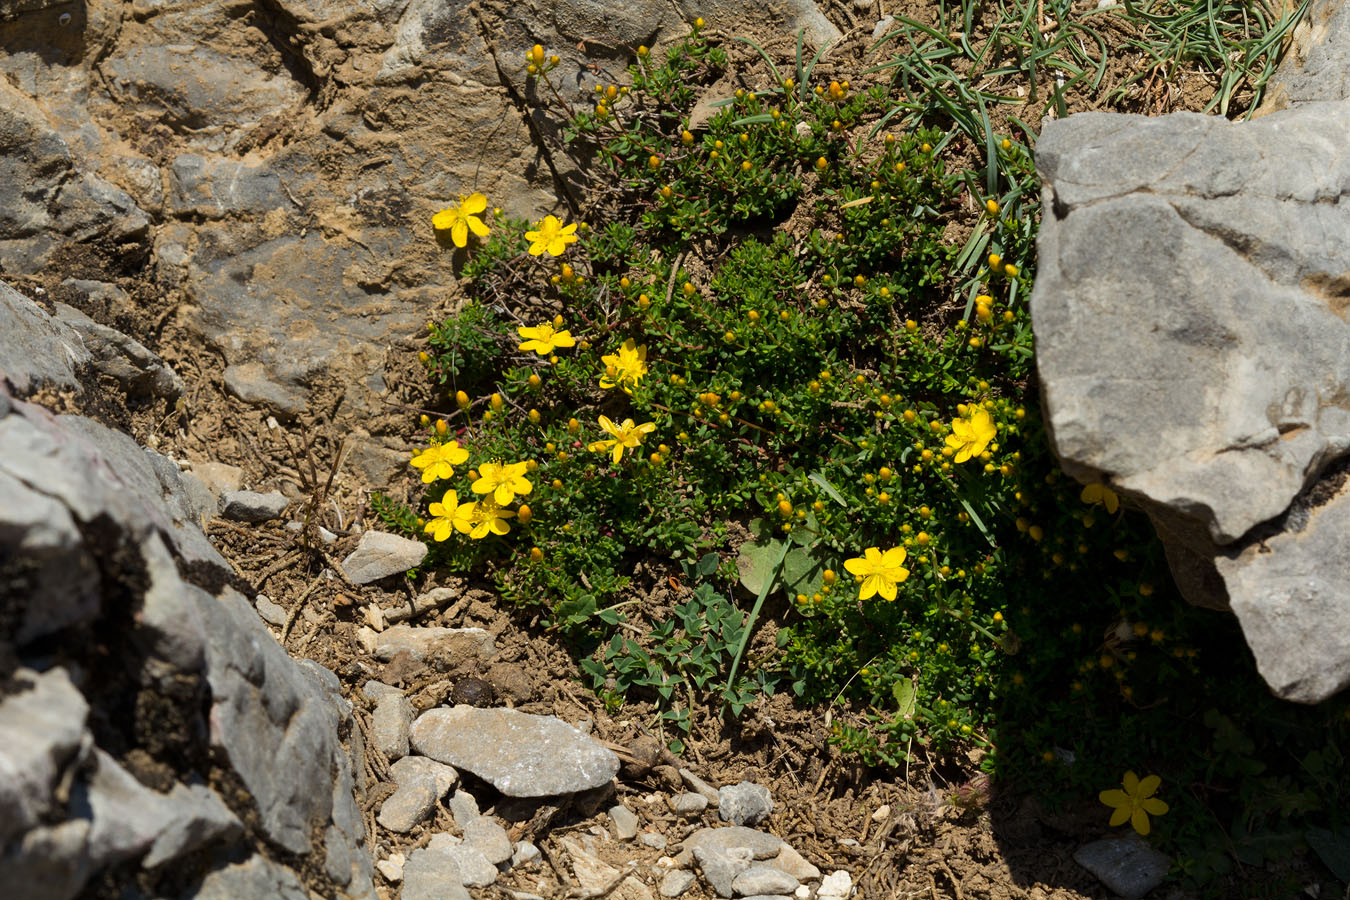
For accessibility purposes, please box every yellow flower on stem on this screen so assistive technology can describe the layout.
[424,491,462,542]
[517,322,576,355]
[944,407,996,463]
[525,215,579,256]
[410,441,470,483]
[471,461,532,506]
[1100,771,1169,836]
[1081,482,1120,514]
[587,416,656,464]
[599,339,648,392]
[432,193,490,248]
[454,498,514,539]
[843,546,910,601]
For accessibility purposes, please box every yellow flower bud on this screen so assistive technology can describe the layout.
[517,504,532,525]
[529,546,544,562]
[490,392,503,411]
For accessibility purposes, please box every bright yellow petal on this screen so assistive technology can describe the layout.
[1103,487,1120,514]
[558,222,578,236]
[450,220,468,248]
[858,575,879,600]
[1122,771,1140,795]
[432,208,458,231]
[611,444,624,464]
[892,566,910,584]
[1141,798,1169,816]
[552,330,576,348]
[467,215,490,238]
[1136,775,1161,798]
[1109,806,1132,828]
[844,557,868,577]
[462,193,487,214]
[876,578,898,601]
[494,484,514,506]
[954,445,974,464]
[880,546,907,568]
[588,439,614,454]
[1099,789,1130,809]
[1130,808,1151,836]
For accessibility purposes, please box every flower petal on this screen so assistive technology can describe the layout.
[451,220,468,248]
[468,215,490,238]
[1141,798,1169,816]
[1130,808,1151,836]
[1136,775,1161,798]
[881,546,907,568]
[1099,790,1129,809]
[1122,771,1140,795]
[462,193,487,214]
[1108,806,1131,827]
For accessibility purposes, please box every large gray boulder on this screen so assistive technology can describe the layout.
[1032,102,1350,702]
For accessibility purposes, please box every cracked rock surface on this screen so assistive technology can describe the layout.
[1032,102,1350,702]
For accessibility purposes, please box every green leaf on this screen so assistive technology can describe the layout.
[1307,828,1350,883]
[737,537,787,596]
[696,551,720,577]
[809,472,848,507]
[892,678,917,719]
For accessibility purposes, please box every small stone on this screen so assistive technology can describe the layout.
[795,887,811,900]
[770,845,820,882]
[668,792,708,817]
[284,519,336,543]
[340,531,428,584]
[389,756,459,796]
[402,839,471,900]
[220,490,289,522]
[1074,835,1171,900]
[638,832,667,850]
[610,803,640,840]
[191,460,244,497]
[718,782,773,827]
[871,805,890,822]
[694,846,752,898]
[254,594,288,627]
[565,838,622,891]
[678,768,720,806]
[411,706,620,797]
[376,779,438,833]
[372,692,413,761]
[449,789,480,827]
[362,680,403,701]
[659,869,696,898]
[362,624,493,664]
[451,676,494,707]
[464,816,512,865]
[445,844,498,887]
[674,826,785,868]
[818,870,853,900]
[511,841,541,867]
[375,853,405,882]
[733,865,799,896]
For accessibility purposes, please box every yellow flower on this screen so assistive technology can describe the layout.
[944,407,996,463]
[599,339,648,392]
[1100,771,1169,836]
[525,215,579,256]
[843,546,910,602]
[410,441,469,483]
[455,498,514,539]
[587,416,656,464]
[1081,482,1120,514]
[471,461,532,506]
[432,193,490,248]
[517,322,576,355]
[424,491,462,542]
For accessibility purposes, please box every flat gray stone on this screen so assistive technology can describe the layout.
[639,832,667,850]
[609,803,640,840]
[411,706,620,797]
[733,865,799,896]
[341,531,429,584]
[191,854,312,900]
[372,691,414,761]
[0,667,89,847]
[444,843,498,887]
[389,755,459,796]
[463,815,513,865]
[1261,0,1350,108]
[448,788,480,826]
[220,490,290,523]
[659,869,697,898]
[694,846,753,898]
[402,836,472,900]
[670,792,709,817]
[361,623,494,663]
[0,280,90,395]
[770,844,821,882]
[675,826,785,868]
[142,782,243,868]
[1074,835,1171,900]
[679,768,720,806]
[377,779,439,834]
[254,594,289,627]
[719,782,773,826]
[1032,102,1350,701]
[49,301,183,400]
[512,840,541,867]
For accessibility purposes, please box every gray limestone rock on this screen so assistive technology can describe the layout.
[0,667,89,847]
[0,281,90,395]
[733,866,800,897]
[1260,0,1350,108]
[449,788,481,826]
[694,846,753,898]
[512,840,541,867]
[718,782,773,826]
[361,623,495,663]
[341,530,429,583]
[770,844,821,882]
[254,594,289,627]
[679,768,721,806]
[659,869,697,898]
[190,855,313,900]
[1073,835,1171,900]
[377,779,439,833]
[463,815,513,865]
[1032,102,1350,701]
[389,755,459,796]
[674,826,785,868]
[220,490,290,523]
[49,302,184,401]
[402,835,472,900]
[445,843,499,886]
[411,706,620,797]
[372,689,413,761]
[669,792,709,817]
[639,832,667,850]
[142,782,243,868]
[609,803,640,840]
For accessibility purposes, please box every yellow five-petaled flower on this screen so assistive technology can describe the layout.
[843,546,910,601]
[517,322,576,355]
[424,491,464,542]
[472,461,533,506]
[599,339,648,392]
[459,498,515,539]
[587,416,655,464]
[945,407,996,464]
[1100,771,1169,836]
[410,440,469,483]
[432,193,490,249]
[525,215,579,256]
[1081,482,1120,514]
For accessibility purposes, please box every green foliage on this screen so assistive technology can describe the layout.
[405,17,1350,890]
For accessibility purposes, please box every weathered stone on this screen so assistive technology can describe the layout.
[142,782,243,868]
[389,755,460,795]
[659,869,696,898]
[377,779,439,833]
[0,667,89,848]
[669,792,709,817]
[733,866,799,897]
[679,768,720,805]
[1259,0,1350,109]
[449,788,480,826]
[168,153,290,218]
[412,705,619,796]
[361,623,494,663]
[1032,103,1350,701]
[694,846,753,898]
[674,826,785,867]
[402,837,472,900]
[220,490,290,523]
[49,302,184,401]
[609,803,640,840]
[190,460,244,498]
[718,782,773,826]
[817,870,854,900]
[372,690,414,761]
[463,815,513,865]
[191,854,314,900]
[512,840,541,867]
[0,281,91,396]
[445,843,499,886]
[375,852,406,883]
[564,837,622,891]
[341,531,429,583]
[639,832,667,850]
[770,844,821,882]
[254,594,289,627]
[1073,835,1171,900]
